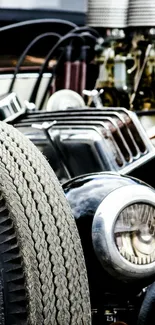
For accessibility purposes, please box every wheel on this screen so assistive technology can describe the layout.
[0,121,91,325]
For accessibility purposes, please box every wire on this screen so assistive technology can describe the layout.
[29,33,84,104]
[38,50,65,110]
[8,32,60,93]
[38,32,97,109]
[38,35,85,110]
[0,18,77,33]
[70,26,100,38]
[80,32,97,44]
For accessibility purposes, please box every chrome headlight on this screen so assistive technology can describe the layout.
[92,184,155,281]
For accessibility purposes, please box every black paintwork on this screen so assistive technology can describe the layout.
[63,172,145,311]
[63,172,145,220]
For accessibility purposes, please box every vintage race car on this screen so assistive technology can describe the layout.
[0,97,153,325]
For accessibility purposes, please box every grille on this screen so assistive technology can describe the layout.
[9,106,154,182]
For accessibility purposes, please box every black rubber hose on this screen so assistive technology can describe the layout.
[8,32,60,93]
[29,33,84,104]
[137,283,155,325]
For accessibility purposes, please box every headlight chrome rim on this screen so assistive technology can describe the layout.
[92,184,155,280]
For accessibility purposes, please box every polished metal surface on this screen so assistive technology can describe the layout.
[0,92,22,120]
[87,0,129,28]
[87,0,155,27]
[92,184,155,280]
[63,172,139,219]
[64,172,155,282]
[11,105,155,182]
[128,0,155,26]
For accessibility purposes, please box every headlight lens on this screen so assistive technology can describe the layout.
[115,203,155,265]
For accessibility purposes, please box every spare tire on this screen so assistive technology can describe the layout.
[0,121,91,325]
